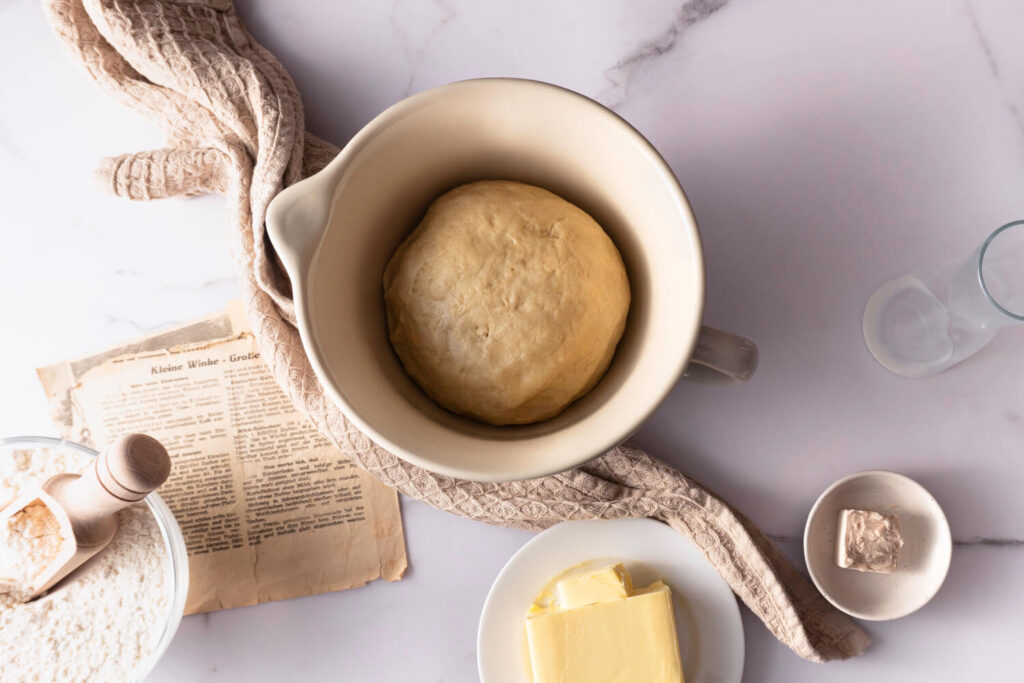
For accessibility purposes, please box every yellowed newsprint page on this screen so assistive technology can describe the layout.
[37,302,406,614]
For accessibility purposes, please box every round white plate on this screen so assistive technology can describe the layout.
[477,518,744,683]
[804,470,952,621]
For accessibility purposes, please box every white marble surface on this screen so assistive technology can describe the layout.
[1,0,1023,680]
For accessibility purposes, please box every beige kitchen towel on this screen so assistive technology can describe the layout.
[44,0,869,662]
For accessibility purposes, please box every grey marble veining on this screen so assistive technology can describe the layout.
[599,0,730,109]
[0,120,31,167]
[114,269,238,292]
[392,0,457,97]
[101,312,161,334]
[963,0,1024,138]
[958,536,1024,547]
[768,533,1024,547]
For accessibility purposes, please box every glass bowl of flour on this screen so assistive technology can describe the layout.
[0,436,188,682]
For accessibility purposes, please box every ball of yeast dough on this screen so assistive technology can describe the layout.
[383,180,630,425]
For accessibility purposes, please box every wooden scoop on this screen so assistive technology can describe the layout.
[0,434,171,601]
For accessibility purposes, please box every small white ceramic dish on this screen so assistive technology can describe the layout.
[804,470,952,621]
[477,518,744,683]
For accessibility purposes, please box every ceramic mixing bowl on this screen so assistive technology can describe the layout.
[267,78,756,482]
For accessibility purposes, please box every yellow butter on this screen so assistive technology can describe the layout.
[525,563,683,683]
[555,563,632,609]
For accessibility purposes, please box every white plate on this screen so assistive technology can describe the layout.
[804,470,952,621]
[477,518,744,683]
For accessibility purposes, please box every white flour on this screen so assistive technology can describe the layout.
[0,446,171,682]
[0,501,64,603]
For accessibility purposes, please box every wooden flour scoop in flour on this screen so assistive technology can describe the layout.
[0,434,171,601]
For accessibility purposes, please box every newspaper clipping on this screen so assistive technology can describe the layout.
[37,302,407,614]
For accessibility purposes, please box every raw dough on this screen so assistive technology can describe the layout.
[383,180,630,425]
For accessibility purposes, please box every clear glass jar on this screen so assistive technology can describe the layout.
[0,436,189,682]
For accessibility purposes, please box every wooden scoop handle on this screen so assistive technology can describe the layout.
[55,434,171,533]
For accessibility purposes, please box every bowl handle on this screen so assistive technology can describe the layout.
[683,326,759,384]
[266,172,335,284]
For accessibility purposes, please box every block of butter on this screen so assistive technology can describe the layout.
[525,563,683,683]
[836,508,903,573]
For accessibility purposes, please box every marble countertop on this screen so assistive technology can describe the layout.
[2,0,1023,680]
